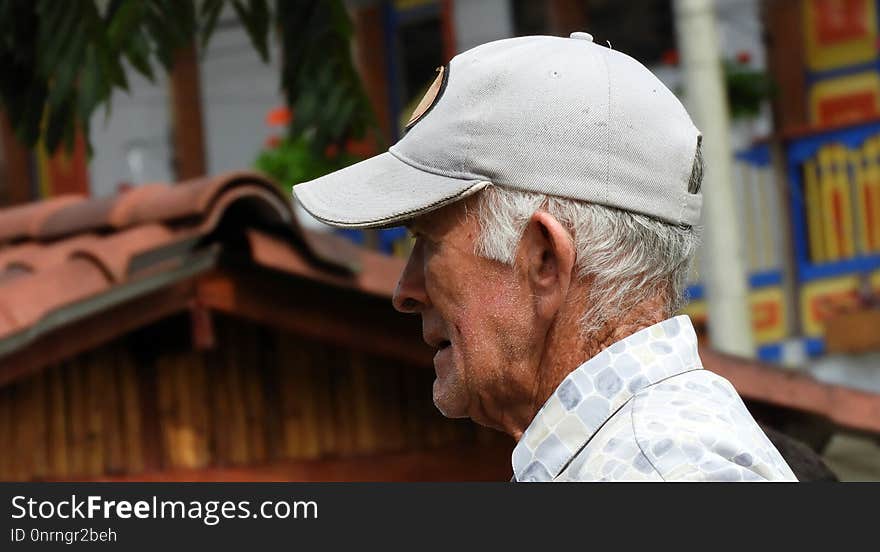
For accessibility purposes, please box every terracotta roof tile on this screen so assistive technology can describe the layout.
[123,171,276,226]
[0,171,347,267]
[68,224,185,282]
[198,183,293,231]
[36,195,120,240]
[0,257,111,335]
[107,183,171,227]
[37,183,172,240]
[0,304,16,336]
[0,226,192,282]
[0,234,101,273]
[0,172,291,246]
[0,171,403,359]
[0,266,30,286]
[246,229,401,298]
[0,195,85,243]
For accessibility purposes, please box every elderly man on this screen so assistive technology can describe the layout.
[294,33,797,482]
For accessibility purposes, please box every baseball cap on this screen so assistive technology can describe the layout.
[293,32,702,228]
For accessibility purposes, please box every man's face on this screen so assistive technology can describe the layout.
[392,200,540,427]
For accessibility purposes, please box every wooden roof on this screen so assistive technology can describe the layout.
[0,172,414,379]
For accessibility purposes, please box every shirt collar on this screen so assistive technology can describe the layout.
[512,315,703,482]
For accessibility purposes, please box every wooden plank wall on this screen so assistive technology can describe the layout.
[0,314,509,481]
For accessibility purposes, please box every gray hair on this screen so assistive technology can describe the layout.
[472,149,703,335]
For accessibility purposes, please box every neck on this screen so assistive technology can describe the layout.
[503,298,666,441]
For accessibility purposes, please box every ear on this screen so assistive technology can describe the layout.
[519,211,575,320]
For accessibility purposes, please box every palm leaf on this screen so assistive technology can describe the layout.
[232,0,270,61]
[0,0,377,159]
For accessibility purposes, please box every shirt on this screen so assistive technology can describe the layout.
[511,315,797,482]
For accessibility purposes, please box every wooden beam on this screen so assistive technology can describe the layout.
[0,111,33,206]
[196,269,432,367]
[352,3,393,143]
[135,347,164,473]
[769,137,801,335]
[0,265,427,387]
[169,42,207,180]
[188,299,216,351]
[43,126,90,196]
[762,0,808,132]
[440,0,457,61]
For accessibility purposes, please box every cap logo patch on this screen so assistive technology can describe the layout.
[406,65,447,130]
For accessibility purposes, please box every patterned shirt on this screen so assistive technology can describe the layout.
[512,315,797,482]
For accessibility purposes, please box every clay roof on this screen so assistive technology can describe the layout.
[0,172,403,367]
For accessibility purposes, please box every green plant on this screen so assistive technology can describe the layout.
[254,136,360,194]
[276,1,375,157]
[0,0,374,155]
[724,59,774,120]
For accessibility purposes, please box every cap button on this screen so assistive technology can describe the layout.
[569,31,593,42]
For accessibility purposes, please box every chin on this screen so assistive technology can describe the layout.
[432,379,469,419]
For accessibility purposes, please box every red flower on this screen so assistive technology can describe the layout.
[345,138,378,158]
[266,107,292,127]
[736,51,751,65]
[661,48,679,66]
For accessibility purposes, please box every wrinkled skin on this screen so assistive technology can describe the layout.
[392,196,664,439]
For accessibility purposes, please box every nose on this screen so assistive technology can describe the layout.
[392,238,429,314]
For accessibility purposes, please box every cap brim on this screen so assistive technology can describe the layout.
[293,152,489,229]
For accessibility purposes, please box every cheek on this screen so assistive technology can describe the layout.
[452,274,535,364]
[424,245,534,360]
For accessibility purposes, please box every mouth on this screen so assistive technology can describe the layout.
[424,330,451,352]
[432,339,453,376]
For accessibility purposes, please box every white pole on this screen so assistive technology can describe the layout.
[674,0,754,357]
